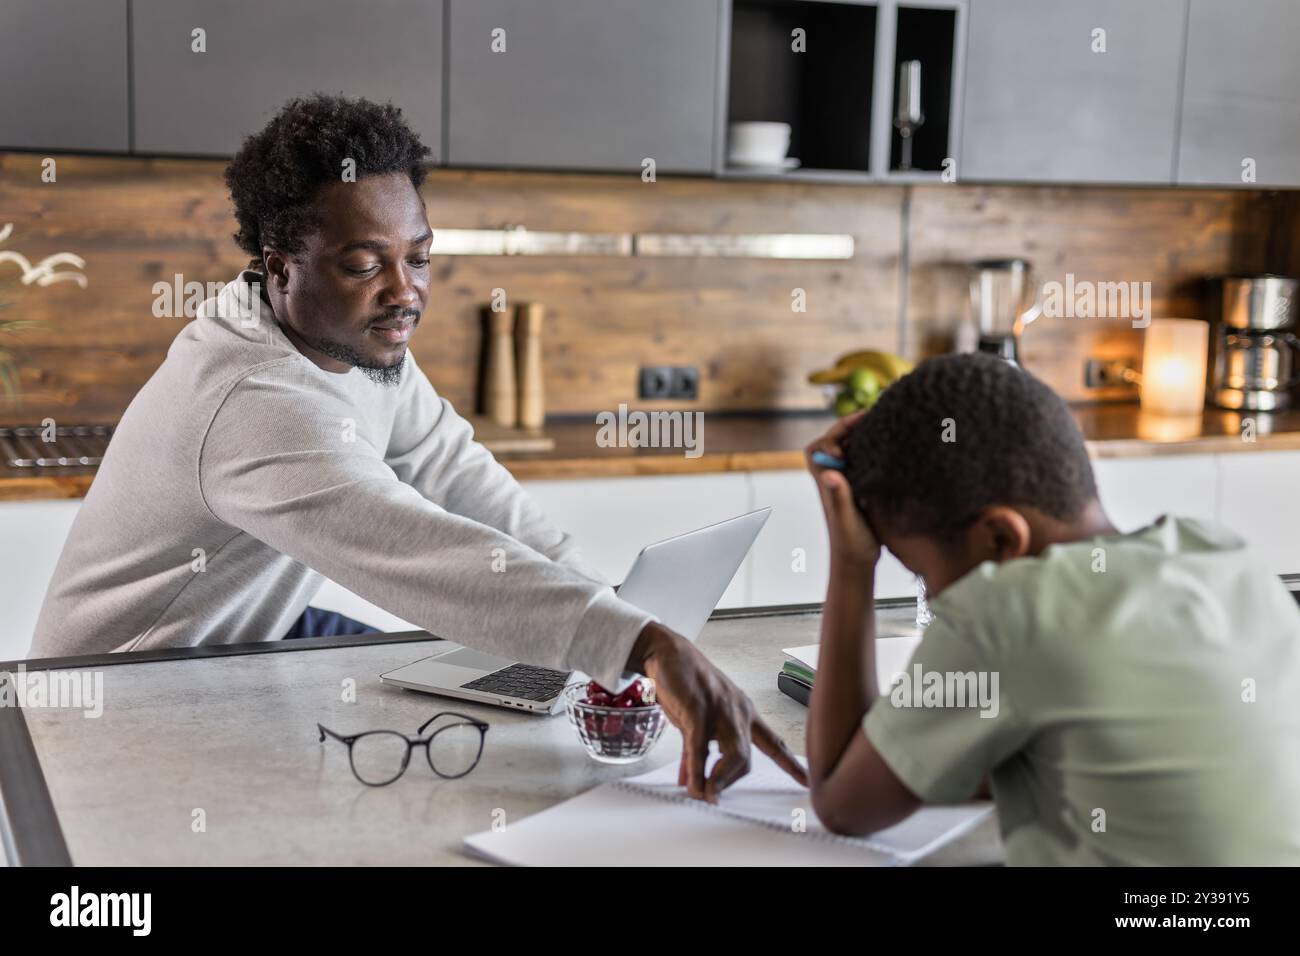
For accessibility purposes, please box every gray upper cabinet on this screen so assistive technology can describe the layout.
[960,0,1186,184]
[447,0,721,173]
[131,0,443,157]
[0,0,129,152]
[1177,0,1300,187]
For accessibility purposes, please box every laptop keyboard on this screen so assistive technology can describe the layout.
[461,663,570,702]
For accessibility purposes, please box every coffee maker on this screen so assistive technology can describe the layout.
[1209,275,1300,411]
[968,258,1042,365]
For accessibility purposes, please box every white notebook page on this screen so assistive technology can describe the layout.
[464,750,992,867]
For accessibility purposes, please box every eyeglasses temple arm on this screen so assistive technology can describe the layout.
[317,723,347,744]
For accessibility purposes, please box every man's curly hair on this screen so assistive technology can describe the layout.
[844,353,1097,542]
[224,94,431,263]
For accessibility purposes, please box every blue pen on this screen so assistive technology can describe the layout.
[811,450,845,471]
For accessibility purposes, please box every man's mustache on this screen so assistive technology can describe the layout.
[369,309,421,326]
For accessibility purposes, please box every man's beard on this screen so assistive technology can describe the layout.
[298,331,406,387]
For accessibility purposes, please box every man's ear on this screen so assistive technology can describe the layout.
[263,250,291,293]
[973,505,1032,562]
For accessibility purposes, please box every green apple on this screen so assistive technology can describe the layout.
[848,367,881,406]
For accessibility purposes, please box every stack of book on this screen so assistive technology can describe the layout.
[778,648,817,705]
[777,632,925,707]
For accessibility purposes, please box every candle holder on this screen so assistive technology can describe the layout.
[1140,318,1209,417]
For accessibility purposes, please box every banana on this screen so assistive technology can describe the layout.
[807,350,913,386]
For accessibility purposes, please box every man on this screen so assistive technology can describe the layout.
[32,95,803,802]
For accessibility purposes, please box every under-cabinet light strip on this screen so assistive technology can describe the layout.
[428,227,854,259]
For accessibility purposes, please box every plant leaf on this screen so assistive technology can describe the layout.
[0,319,46,333]
[0,361,17,401]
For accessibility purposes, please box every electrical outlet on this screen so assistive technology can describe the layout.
[639,365,699,400]
[1084,358,1139,390]
[669,366,699,399]
[638,366,673,399]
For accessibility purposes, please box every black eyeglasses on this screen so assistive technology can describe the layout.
[317,712,489,786]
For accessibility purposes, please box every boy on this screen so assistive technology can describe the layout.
[804,352,1300,865]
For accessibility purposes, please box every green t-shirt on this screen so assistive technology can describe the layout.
[864,515,1300,865]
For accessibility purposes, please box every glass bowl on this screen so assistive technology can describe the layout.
[562,681,667,765]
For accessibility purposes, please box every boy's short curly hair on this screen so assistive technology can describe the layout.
[224,94,431,261]
[844,353,1098,543]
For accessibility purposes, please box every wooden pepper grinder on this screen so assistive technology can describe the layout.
[483,307,517,427]
[515,303,546,429]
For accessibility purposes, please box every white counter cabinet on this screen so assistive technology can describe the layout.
[1092,454,1220,529]
[5,448,1298,661]
[520,473,752,607]
[0,499,82,662]
[1216,450,1300,576]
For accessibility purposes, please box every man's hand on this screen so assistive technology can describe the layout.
[805,410,881,569]
[627,621,807,803]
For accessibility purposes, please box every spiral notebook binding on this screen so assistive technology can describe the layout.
[609,780,910,862]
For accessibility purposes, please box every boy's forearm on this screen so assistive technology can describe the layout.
[807,557,878,783]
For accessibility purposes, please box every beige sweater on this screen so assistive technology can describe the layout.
[31,271,654,687]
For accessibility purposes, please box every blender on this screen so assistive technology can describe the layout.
[968,258,1043,365]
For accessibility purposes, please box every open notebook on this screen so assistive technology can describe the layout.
[464,749,993,866]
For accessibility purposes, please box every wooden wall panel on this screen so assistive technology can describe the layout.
[1,151,1293,427]
[408,170,903,414]
[905,185,1281,401]
[0,157,902,424]
[0,154,249,424]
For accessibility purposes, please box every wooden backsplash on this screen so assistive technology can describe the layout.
[0,151,1294,424]
[907,185,1285,401]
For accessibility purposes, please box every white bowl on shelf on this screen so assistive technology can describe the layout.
[727,156,801,173]
[727,121,792,167]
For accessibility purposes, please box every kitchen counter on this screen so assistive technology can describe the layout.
[4,403,1300,500]
[0,603,1002,867]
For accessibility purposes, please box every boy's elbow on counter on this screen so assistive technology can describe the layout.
[810,783,872,838]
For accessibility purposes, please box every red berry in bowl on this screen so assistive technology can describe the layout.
[583,680,622,707]
[609,678,655,707]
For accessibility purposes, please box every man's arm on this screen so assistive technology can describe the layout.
[201,366,806,799]
[384,356,606,582]
[200,369,640,686]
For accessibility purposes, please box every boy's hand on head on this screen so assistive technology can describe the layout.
[806,411,881,569]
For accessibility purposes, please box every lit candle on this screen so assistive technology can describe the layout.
[1140,318,1208,416]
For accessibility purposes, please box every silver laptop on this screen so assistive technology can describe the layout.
[379,507,771,715]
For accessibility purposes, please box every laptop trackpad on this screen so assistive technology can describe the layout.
[437,647,515,671]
